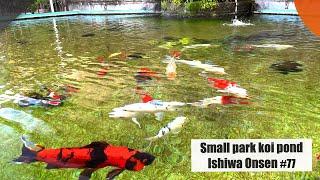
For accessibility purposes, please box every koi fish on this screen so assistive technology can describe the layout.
[252,44,294,50]
[109,100,185,127]
[191,96,249,108]
[109,88,154,128]
[14,136,155,180]
[233,45,255,52]
[217,86,248,99]
[108,52,122,59]
[0,91,62,107]
[97,67,109,77]
[165,57,177,80]
[181,44,212,51]
[146,116,186,141]
[47,92,63,101]
[135,87,154,103]
[140,94,153,103]
[207,78,238,90]
[120,100,185,113]
[170,50,181,59]
[108,108,140,128]
[178,60,226,74]
[41,86,67,101]
[135,68,159,83]
[164,57,226,74]
[207,78,248,98]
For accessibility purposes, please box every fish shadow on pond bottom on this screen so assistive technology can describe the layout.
[270,61,303,75]
[81,33,95,37]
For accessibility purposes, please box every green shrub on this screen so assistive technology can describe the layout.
[162,0,217,13]
[161,0,168,10]
[200,0,216,11]
[186,1,202,13]
[172,0,184,6]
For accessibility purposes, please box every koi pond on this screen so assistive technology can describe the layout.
[0,14,319,179]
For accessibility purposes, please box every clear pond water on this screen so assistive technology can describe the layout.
[0,15,319,179]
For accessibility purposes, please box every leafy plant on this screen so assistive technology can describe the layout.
[186,1,202,13]
[200,0,217,10]
[163,0,217,13]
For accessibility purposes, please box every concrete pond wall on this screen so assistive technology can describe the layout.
[67,0,161,12]
[255,0,297,15]
[216,0,254,18]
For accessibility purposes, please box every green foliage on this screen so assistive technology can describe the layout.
[172,0,184,6]
[186,1,202,13]
[161,0,169,11]
[200,0,216,11]
[34,0,47,4]
[163,0,217,13]
[28,0,48,12]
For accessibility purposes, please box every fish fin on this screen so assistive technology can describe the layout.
[79,168,97,180]
[154,112,164,121]
[12,144,37,164]
[131,118,141,128]
[106,168,124,180]
[46,164,59,169]
[81,141,109,149]
[172,130,181,134]
[145,136,158,141]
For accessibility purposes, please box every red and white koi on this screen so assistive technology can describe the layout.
[207,78,238,90]
[164,57,226,74]
[181,44,212,51]
[252,44,294,50]
[109,100,185,128]
[207,78,248,98]
[191,96,249,108]
[165,56,177,80]
[170,50,182,59]
[217,86,248,99]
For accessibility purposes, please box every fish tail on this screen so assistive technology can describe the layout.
[13,143,38,164]
[13,136,42,164]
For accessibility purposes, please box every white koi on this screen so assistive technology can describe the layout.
[146,116,186,141]
[252,44,294,50]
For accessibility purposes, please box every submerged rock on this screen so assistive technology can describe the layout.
[270,61,303,74]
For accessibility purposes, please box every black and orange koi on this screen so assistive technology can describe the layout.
[14,137,155,180]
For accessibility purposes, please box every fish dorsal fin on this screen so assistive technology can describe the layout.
[81,141,109,149]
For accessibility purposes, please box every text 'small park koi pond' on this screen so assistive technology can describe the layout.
[1,2,320,180]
